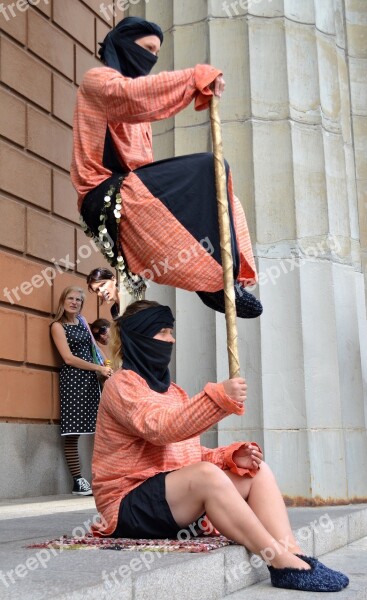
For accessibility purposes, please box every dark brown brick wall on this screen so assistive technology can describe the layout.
[0,1,114,421]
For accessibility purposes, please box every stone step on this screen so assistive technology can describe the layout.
[0,500,366,600]
[216,504,367,599]
[223,537,367,600]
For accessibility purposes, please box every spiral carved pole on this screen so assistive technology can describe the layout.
[210,96,240,379]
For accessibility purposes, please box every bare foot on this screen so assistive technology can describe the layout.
[271,551,311,570]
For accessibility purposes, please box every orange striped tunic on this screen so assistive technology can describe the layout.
[71,65,257,291]
[91,370,259,537]
[71,65,221,207]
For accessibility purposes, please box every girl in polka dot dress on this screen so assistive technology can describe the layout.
[51,286,113,495]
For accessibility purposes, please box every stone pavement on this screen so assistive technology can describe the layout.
[0,496,366,600]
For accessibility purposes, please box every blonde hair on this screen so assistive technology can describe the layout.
[51,286,86,325]
[110,321,123,371]
[110,300,161,371]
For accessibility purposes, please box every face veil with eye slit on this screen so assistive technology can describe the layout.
[118,305,175,393]
[98,16,164,78]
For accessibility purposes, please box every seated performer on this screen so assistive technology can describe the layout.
[91,300,348,592]
[71,16,262,319]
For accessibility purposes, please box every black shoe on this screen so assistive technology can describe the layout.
[197,282,263,319]
[72,477,93,496]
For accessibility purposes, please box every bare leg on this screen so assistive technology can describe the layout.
[165,462,309,569]
[225,463,302,555]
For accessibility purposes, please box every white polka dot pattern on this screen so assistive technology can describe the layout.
[60,320,100,435]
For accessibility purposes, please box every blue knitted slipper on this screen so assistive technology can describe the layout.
[296,554,349,589]
[268,556,345,592]
[197,283,263,319]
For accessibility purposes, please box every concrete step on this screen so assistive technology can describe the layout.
[0,498,366,599]
[223,537,367,600]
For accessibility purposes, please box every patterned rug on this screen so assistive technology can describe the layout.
[27,533,234,553]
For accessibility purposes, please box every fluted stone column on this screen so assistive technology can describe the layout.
[133,0,367,502]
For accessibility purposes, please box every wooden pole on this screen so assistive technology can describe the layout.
[210,96,241,379]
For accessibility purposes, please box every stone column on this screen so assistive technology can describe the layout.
[135,0,367,502]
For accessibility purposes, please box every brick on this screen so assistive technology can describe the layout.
[52,271,87,309]
[52,270,99,324]
[76,228,112,276]
[96,17,111,55]
[0,252,52,312]
[0,195,26,252]
[32,0,51,17]
[0,38,52,111]
[0,2,27,43]
[54,0,95,51]
[81,0,113,23]
[0,366,52,420]
[0,88,26,146]
[52,75,77,127]
[0,141,52,209]
[27,106,73,171]
[26,314,60,367]
[81,295,101,326]
[115,3,136,23]
[75,46,102,86]
[53,170,79,224]
[28,10,74,80]
[51,372,60,420]
[26,208,75,264]
[0,307,25,362]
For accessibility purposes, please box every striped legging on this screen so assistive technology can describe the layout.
[63,435,81,478]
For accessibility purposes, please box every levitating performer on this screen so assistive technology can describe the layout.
[71,16,262,318]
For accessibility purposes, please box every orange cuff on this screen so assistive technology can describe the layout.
[204,382,244,416]
[224,441,262,477]
[193,64,223,111]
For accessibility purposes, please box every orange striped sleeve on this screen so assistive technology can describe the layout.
[193,64,223,110]
[99,65,221,123]
[105,374,243,446]
[227,170,258,285]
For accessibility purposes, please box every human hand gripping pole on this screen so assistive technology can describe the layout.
[210,96,241,378]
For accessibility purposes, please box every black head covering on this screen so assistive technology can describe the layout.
[99,16,164,78]
[120,305,174,393]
